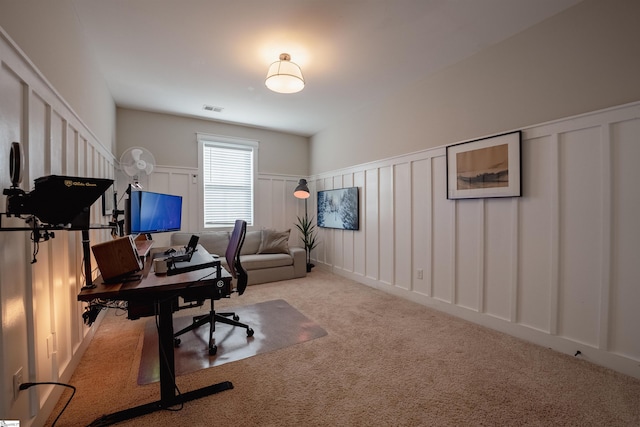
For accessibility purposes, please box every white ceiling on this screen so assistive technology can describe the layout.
[71,0,582,137]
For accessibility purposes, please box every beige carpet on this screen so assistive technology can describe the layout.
[48,270,640,426]
[137,299,328,384]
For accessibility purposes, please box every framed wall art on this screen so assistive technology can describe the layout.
[446,131,522,199]
[317,187,359,230]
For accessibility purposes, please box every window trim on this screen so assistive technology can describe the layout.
[197,133,259,229]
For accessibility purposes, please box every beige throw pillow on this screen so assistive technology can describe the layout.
[257,229,290,254]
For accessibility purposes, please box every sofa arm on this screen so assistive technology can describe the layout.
[290,246,307,278]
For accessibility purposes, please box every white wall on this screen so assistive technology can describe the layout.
[310,0,640,175]
[0,0,116,153]
[0,28,114,425]
[311,102,640,379]
[115,108,311,248]
[116,108,309,175]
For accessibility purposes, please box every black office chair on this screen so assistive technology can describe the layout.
[173,219,254,355]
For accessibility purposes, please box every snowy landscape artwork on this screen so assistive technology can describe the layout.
[317,187,359,230]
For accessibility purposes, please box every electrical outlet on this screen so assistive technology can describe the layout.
[417,269,423,280]
[13,367,23,400]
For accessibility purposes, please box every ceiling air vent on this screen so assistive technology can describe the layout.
[203,105,224,113]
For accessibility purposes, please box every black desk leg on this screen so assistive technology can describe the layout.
[86,298,233,426]
[158,297,176,402]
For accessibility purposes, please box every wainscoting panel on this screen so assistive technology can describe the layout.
[411,158,431,296]
[0,30,114,422]
[455,199,482,312]
[50,110,63,174]
[379,166,393,287]
[610,118,640,360]
[256,175,275,228]
[432,156,454,304]
[484,198,514,321]
[518,134,553,333]
[314,102,640,379]
[365,169,380,281]
[394,162,412,291]
[353,171,366,277]
[313,177,326,265]
[558,127,602,347]
[330,176,345,271]
[341,174,355,274]
[266,177,287,231]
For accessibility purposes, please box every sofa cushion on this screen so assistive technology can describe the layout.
[198,231,230,256]
[171,231,229,256]
[240,230,262,255]
[240,253,293,270]
[258,229,290,254]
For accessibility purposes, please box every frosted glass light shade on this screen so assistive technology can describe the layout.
[265,53,305,94]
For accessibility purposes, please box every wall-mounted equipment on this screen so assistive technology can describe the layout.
[5,175,113,228]
[1,143,113,287]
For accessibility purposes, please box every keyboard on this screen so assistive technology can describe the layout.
[166,245,221,276]
[167,247,194,262]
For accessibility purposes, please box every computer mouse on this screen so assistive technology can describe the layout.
[164,248,176,255]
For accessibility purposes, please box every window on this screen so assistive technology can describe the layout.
[197,134,258,228]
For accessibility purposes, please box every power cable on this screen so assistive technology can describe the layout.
[19,382,76,427]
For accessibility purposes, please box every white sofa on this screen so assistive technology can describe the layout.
[170,229,306,285]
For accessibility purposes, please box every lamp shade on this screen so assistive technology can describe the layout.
[294,179,310,199]
[265,53,305,94]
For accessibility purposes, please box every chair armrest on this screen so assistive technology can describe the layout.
[289,246,307,277]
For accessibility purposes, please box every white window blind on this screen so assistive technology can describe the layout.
[201,140,255,227]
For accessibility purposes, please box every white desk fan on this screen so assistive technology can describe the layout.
[119,147,156,188]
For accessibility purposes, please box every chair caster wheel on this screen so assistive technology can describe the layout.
[209,345,217,356]
[174,338,181,347]
[247,328,254,337]
[233,314,240,321]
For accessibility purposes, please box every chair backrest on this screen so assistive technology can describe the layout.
[225,219,248,295]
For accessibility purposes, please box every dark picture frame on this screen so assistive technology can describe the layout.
[446,131,522,199]
[317,187,359,230]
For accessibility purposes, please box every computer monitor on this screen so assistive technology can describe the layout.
[126,190,183,235]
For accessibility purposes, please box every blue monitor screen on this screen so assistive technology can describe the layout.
[130,190,182,234]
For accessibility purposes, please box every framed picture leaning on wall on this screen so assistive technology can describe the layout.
[446,130,522,199]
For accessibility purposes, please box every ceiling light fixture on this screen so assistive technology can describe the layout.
[265,53,305,94]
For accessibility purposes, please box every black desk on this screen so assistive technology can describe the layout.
[78,244,233,426]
